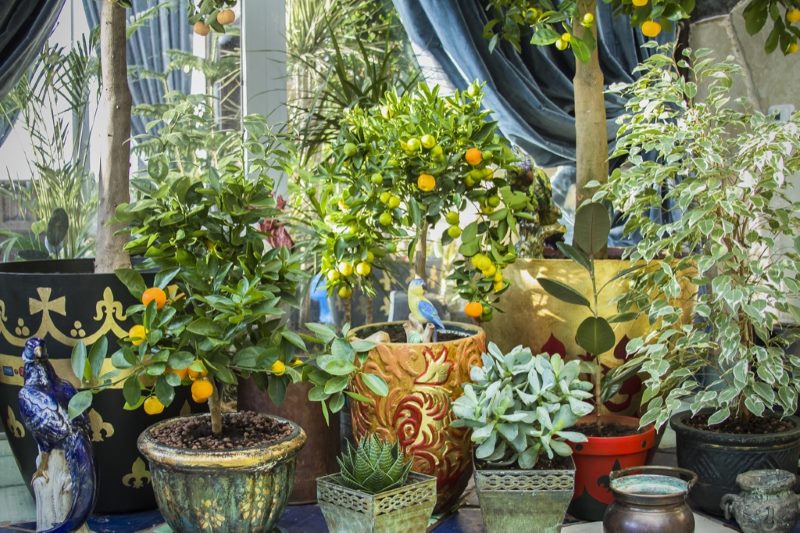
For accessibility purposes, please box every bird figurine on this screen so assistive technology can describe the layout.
[407,277,444,342]
[18,337,95,533]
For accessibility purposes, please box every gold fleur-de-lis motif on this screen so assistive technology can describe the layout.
[6,407,25,438]
[87,409,115,442]
[122,457,151,489]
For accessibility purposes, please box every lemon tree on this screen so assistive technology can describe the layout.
[311,82,540,318]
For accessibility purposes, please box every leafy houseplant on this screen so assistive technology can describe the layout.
[597,45,800,514]
[453,344,591,531]
[317,435,436,533]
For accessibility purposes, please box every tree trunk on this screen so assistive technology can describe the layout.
[573,0,608,207]
[95,0,132,273]
[414,222,428,279]
[208,378,223,435]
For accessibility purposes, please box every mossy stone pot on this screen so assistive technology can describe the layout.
[349,321,485,513]
[317,472,437,533]
[474,458,575,533]
[138,413,306,532]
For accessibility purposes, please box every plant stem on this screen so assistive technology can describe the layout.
[95,0,132,273]
[414,221,428,279]
[573,0,608,207]
[208,378,223,435]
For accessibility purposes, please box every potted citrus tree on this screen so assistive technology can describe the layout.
[304,81,542,511]
[453,343,592,532]
[317,435,437,532]
[598,44,800,516]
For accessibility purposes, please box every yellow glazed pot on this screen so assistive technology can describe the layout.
[483,259,694,416]
[350,321,485,513]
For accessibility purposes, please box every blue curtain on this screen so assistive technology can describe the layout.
[392,1,673,168]
[82,0,192,136]
[0,0,66,145]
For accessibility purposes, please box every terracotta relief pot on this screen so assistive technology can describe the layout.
[349,321,485,513]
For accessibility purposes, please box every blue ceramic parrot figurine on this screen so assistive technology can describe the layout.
[18,337,96,533]
[407,277,444,333]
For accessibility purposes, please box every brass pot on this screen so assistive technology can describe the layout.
[603,466,697,533]
[349,321,485,513]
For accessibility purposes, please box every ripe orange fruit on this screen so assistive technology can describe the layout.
[641,20,662,38]
[465,302,484,319]
[170,367,189,381]
[355,262,372,277]
[465,148,483,166]
[216,8,235,25]
[194,21,210,36]
[142,287,167,310]
[188,363,208,381]
[338,286,353,299]
[787,8,800,23]
[143,396,165,415]
[191,379,213,403]
[128,325,147,346]
[290,357,304,367]
[789,42,799,54]
[632,0,648,6]
[271,360,286,376]
[417,173,436,192]
[338,261,354,277]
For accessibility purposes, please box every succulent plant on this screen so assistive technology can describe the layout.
[453,343,593,469]
[337,435,413,494]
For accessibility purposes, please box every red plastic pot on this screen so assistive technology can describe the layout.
[568,414,656,521]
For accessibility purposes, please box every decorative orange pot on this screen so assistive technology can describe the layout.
[349,321,485,513]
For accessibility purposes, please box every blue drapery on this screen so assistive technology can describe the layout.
[82,0,192,136]
[392,1,672,168]
[0,0,67,145]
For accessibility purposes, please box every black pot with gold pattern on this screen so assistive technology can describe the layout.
[0,259,192,513]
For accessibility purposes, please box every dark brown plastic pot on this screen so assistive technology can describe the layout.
[671,411,800,516]
[238,379,340,503]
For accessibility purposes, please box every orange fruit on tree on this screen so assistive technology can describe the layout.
[338,285,353,299]
[465,148,483,166]
[142,287,167,310]
[787,8,800,24]
[128,325,147,346]
[194,21,210,36]
[641,20,662,38]
[417,173,436,192]
[271,360,286,376]
[788,42,799,54]
[355,262,372,277]
[632,0,648,6]
[188,362,208,381]
[143,396,165,415]
[465,301,483,318]
[217,8,235,25]
[170,367,189,381]
[191,379,214,403]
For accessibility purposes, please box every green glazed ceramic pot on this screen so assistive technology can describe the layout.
[317,472,437,533]
[138,413,306,532]
[474,458,575,533]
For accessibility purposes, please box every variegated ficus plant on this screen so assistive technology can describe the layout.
[598,44,800,431]
[453,343,593,469]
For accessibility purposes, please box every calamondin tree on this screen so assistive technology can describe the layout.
[311,82,541,319]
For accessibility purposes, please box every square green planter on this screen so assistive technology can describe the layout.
[317,472,436,533]
[475,459,575,533]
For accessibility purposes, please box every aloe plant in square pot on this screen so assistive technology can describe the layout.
[598,45,800,517]
[317,435,437,533]
[453,343,593,532]
[537,202,656,521]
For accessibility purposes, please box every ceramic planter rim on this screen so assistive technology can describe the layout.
[317,471,437,500]
[137,412,307,469]
[570,415,656,456]
[350,320,484,347]
[670,411,800,446]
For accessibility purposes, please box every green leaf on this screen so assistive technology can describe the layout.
[281,330,307,351]
[115,268,146,300]
[576,316,616,355]
[68,390,93,420]
[233,347,264,368]
[155,377,175,406]
[573,202,610,255]
[361,373,389,397]
[154,267,181,289]
[317,355,357,376]
[537,277,591,307]
[556,242,592,272]
[743,0,769,35]
[87,337,108,380]
[71,341,87,383]
[123,376,142,406]
[168,350,195,369]
[186,318,223,337]
[305,322,336,344]
[268,376,287,405]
